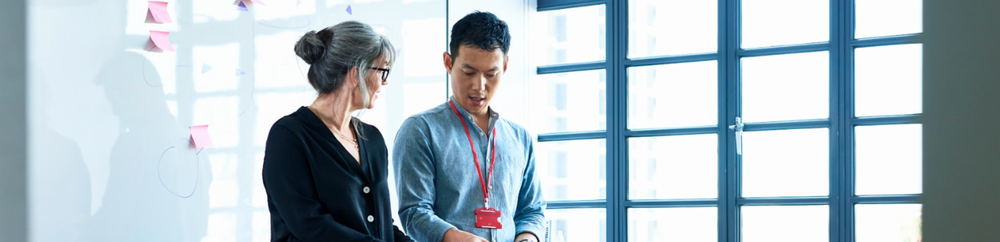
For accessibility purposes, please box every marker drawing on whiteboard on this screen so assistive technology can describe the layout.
[141,45,164,87]
[156,146,200,198]
[346,5,353,15]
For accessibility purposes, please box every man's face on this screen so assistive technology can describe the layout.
[445,45,508,116]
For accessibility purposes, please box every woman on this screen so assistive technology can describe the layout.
[261,21,412,242]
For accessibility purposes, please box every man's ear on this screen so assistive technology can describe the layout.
[502,55,509,73]
[443,52,453,74]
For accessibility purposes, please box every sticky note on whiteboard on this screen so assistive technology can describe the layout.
[190,125,214,148]
[148,1,172,23]
[149,30,175,51]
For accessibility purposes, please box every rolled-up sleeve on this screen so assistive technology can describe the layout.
[393,117,455,242]
[513,136,547,240]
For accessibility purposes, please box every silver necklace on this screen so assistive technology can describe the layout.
[333,129,359,150]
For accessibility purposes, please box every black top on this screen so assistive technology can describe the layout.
[262,107,413,242]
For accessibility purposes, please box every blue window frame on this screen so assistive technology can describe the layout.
[534,0,922,241]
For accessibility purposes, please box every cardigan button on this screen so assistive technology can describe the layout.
[367,215,375,222]
[363,186,370,194]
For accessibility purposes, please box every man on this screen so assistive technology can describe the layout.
[394,11,546,242]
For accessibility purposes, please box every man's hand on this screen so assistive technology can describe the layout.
[514,232,538,242]
[442,228,489,242]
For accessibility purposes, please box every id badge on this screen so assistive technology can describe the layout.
[474,207,503,229]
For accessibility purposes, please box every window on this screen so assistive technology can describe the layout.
[532,0,922,241]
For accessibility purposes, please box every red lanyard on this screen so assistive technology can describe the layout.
[449,101,497,207]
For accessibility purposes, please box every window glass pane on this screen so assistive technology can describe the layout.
[548,208,607,242]
[535,5,606,65]
[529,70,606,133]
[537,139,606,201]
[628,207,717,242]
[628,61,717,129]
[856,0,922,39]
[855,124,922,195]
[855,44,922,117]
[741,51,829,123]
[742,0,829,48]
[742,205,828,242]
[628,0,717,58]
[742,128,828,197]
[856,204,922,242]
[629,134,717,200]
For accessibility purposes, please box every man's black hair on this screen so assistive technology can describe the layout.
[449,11,511,63]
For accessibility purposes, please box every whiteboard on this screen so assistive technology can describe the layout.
[27,0,449,241]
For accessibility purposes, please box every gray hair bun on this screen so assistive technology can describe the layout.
[294,30,329,65]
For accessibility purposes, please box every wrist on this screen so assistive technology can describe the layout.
[515,232,538,242]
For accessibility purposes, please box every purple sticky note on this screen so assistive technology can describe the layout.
[346,5,352,15]
[201,64,212,73]
[190,125,214,148]
[235,68,245,76]
[148,1,172,23]
[149,30,175,51]
[237,1,248,11]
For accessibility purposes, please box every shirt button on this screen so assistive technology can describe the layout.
[367,215,375,222]
[363,186,370,194]
[480,132,485,136]
[488,185,493,190]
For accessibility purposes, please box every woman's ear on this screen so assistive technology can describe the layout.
[347,66,360,87]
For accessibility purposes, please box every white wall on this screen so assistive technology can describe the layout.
[0,0,27,240]
[923,0,1000,241]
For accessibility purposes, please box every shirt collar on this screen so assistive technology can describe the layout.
[448,95,501,123]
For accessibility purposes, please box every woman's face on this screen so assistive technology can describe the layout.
[356,58,390,109]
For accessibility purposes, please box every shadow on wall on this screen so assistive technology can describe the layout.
[31,82,92,241]
[76,48,213,242]
[28,0,213,240]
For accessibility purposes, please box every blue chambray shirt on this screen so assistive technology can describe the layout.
[393,97,546,242]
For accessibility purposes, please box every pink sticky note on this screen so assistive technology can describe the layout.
[249,0,265,5]
[148,1,172,23]
[190,125,214,148]
[149,30,175,51]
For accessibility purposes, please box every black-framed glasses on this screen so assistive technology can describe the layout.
[370,67,390,83]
